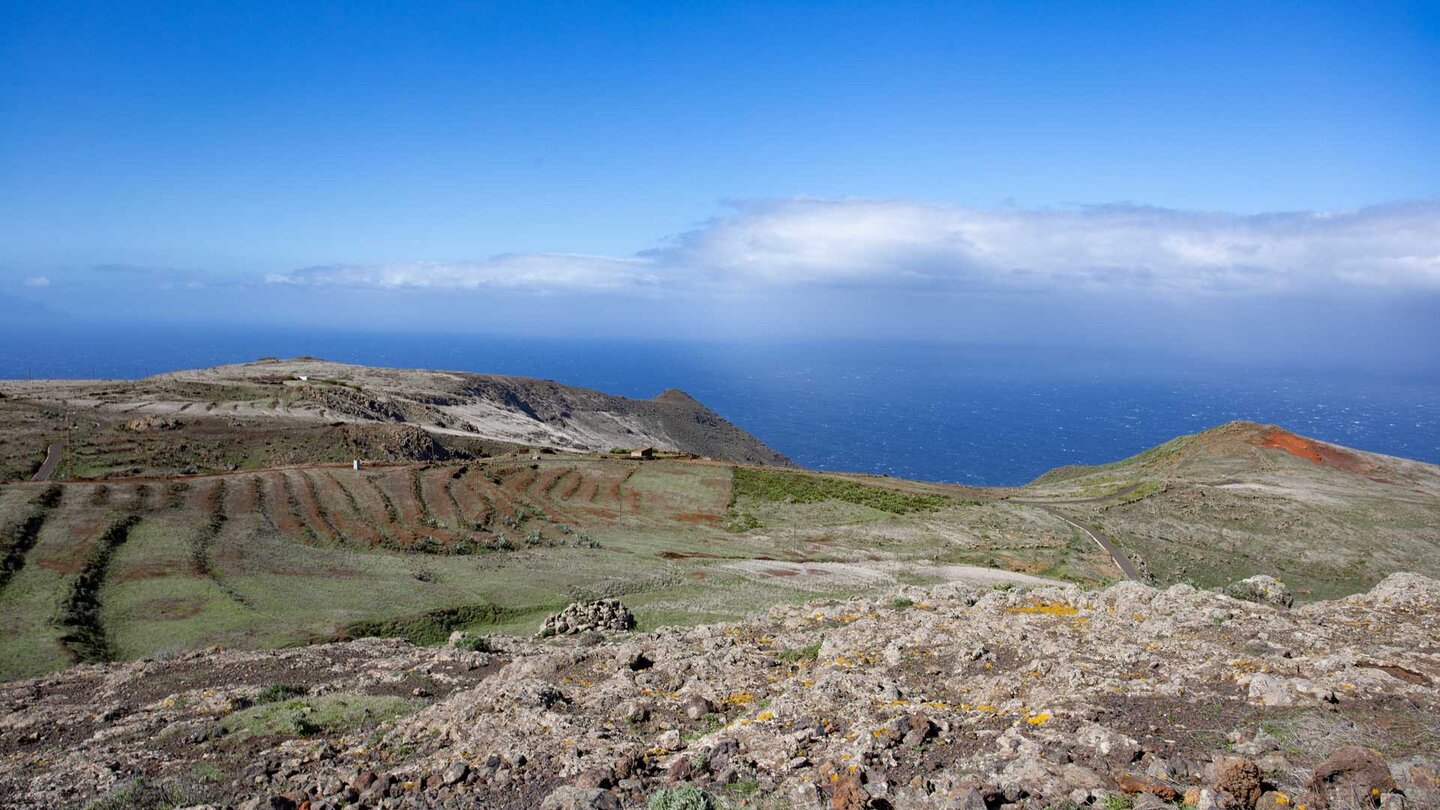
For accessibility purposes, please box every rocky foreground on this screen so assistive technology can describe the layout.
[3,576,1439,810]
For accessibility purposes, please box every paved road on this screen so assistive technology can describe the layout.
[1007,486,1144,579]
[1037,506,1140,580]
[31,439,66,482]
[1053,512,1140,580]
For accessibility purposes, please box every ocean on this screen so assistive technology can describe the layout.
[2,326,1437,486]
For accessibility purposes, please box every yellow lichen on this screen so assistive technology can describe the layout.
[1007,600,1081,616]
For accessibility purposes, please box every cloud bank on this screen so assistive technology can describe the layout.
[267,199,1440,296]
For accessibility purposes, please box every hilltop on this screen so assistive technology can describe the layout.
[1023,421,1440,600]
[0,358,792,480]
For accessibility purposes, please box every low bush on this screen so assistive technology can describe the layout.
[255,683,308,704]
[777,642,821,663]
[647,785,716,810]
[454,632,491,652]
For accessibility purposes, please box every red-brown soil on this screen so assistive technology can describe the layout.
[1255,428,1371,476]
[673,511,722,526]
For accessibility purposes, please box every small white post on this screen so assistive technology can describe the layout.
[353,459,361,471]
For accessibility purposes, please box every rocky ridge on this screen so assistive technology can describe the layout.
[165,359,794,466]
[1,576,1437,809]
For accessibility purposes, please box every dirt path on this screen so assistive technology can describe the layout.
[31,440,66,482]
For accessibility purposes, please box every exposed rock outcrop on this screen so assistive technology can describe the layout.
[2,575,1436,809]
[1224,574,1294,609]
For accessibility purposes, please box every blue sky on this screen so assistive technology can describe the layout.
[1,1,1437,365]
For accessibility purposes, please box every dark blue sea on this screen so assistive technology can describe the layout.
[2,327,1437,486]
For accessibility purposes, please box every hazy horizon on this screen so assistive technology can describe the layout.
[3,2,1438,372]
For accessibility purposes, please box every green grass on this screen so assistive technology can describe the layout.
[648,785,717,809]
[725,510,762,532]
[345,602,514,645]
[218,694,421,739]
[731,468,950,514]
[5,423,1425,683]
[81,776,211,810]
[776,641,821,663]
[726,778,761,798]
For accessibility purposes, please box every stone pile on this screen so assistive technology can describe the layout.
[539,599,636,636]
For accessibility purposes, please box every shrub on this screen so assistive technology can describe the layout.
[777,642,821,663]
[647,786,716,810]
[725,511,762,532]
[82,777,204,810]
[454,632,491,653]
[726,779,761,797]
[255,683,308,704]
[31,484,62,509]
[891,597,914,609]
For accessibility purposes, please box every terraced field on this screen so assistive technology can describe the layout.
[4,418,1437,682]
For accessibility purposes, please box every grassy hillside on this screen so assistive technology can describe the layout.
[4,372,1439,684]
[1020,421,1440,600]
[0,459,1125,680]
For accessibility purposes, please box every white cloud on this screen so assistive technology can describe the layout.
[22,275,51,287]
[267,253,666,292]
[265,199,1440,295]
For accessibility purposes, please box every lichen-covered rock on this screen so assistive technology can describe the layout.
[2,576,1437,809]
[539,785,622,810]
[540,599,636,636]
[1225,575,1294,608]
[123,415,182,432]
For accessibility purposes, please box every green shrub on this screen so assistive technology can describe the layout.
[454,632,491,652]
[82,777,205,810]
[726,779,761,797]
[777,642,821,663]
[255,683,308,704]
[344,602,509,646]
[891,597,914,609]
[647,786,716,810]
[725,511,762,532]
